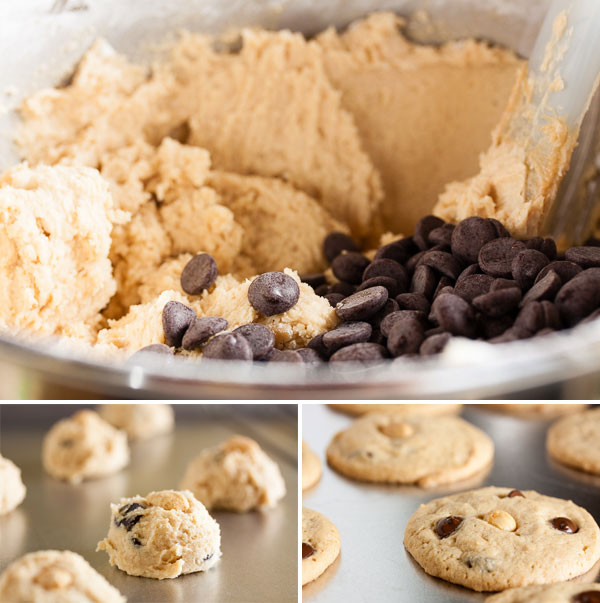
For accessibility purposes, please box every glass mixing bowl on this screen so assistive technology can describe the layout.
[0,0,599,399]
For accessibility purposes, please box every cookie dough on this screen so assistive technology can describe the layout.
[302,441,322,491]
[329,404,462,416]
[302,507,341,586]
[97,489,221,579]
[0,454,26,514]
[404,486,600,591]
[42,410,129,483]
[0,550,125,602]
[481,404,589,418]
[327,414,493,487]
[485,582,600,603]
[547,408,600,475]
[98,403,175,440]
[179,435,286,511]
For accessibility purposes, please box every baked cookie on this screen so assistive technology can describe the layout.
[98,403,174,440]
[179,435,285,511]
[547,408,600,475]
[97,489,220,579]
[327,414,493,487]
[329,404,462,416]
[302,508,340,586]
[0,550,125,602]
[404,486,600,591]
[302,441,321,491]
[0,454,26,514]
[485,582,600,602]
[42,410,129,484]
[480,404,589,418]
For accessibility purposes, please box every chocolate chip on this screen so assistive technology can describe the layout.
[307,333,330,358]
[300,273,326,289]
[432,294,477,338]
[520,270,561,306]
[329,342,388,364]
[370,298,400,330]
[203,333,253,361]
[116,514,143,531]
[323,322,372,353]
[180,253,218,295]
[555,268,600,326]
[387,319,424,357]
[419,332,451,355]
[131,537,142,547]
[481,315,513,339]
[396,292,430,314]
[323,232,359,263]
[181,317,228,350]
[511,249,549,289]
[358,276,400,298]
[405,250,426,275]
[380,311,427,337]
[507,489,524,498]
[232,324,274,360]
[472,287,521,317]
[536,261,582,285]
[419,250,463,280]
[514,302,545,333]
[336,286,389,321]
[119,502,146,515]
[551,517,578,533]
[325,293,345,307]
[296,348,324,364]
[330,281,356,296]
[478,238,526,278]
[541,301,562,329]
[162,301,196,347]
[315,284,329,297]
[565,246,600,268]
[454,274,494,302]
[203,553,214,562]
[488,218,510,238]
[433,277,454,299]
[374,238,416,264]
[490,278,520,292]
[541,238,557,260]
[428,223,454,247]
[435,516,463,538]
[489,325,531,343]
[248,272,300,316]
[363,259,408,291]
[451,217,498,263]
[302,542,315,559]
[268,349,303,363]
[129,344,174,361]
[414,215,445,250]
[331,252,370,284]
[410,264,437,300]
[525,237,543,251]
[572,591,600,603]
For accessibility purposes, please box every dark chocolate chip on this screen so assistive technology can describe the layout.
[386,318,425,357]
[336,286,389,321]
[582,308,600,324]
[202,333,253,361]
[363,259,408,291]
[182,316,228,350]
[551,517,578,533]
[380,311,427,338]
[456,263,481,282]
[331,252,371,284]
[555,268,600,326]
[540,301,562,329]
[572,591,600,603]
[454,274,494,303]
[325,293,345,307]
[489,325,532,343]
[472,287,521,317]
[323,232,359,262]
[414,215,445,250]
[323,321,372,353]
[410,264,437,300]
[428,223,455,247]
[374,238,416,264]
[433,277,454,300]
[117,514,143,531]
[511,249,549,289]
[302,542,315,559]
[514,302,545,333]
[432,294,477,338]
[248,272,300,316]
[396,292,431,314]
[435,516,463,538]
[358,276,400,298]
[330,281,356,296]
[180,253,218,295]
[131,537,142,547]
[119,502,146,515]
[507,489,524,498]
[478,238,526,278]
[268,349,303,363]
[536,261,582,285]
[488,218,510,238]
[481,315,513,339]
[451,217,498,263]
[296,348,324,364]
[300,273,326,289]
[315,284,329,297]
[419,250,463,280]
[525,237,543,251]
[329,342,388,364]
[565,246,600,268]
[232,324,275,360]
[490,278,520,292]
[307,333,330,358]
[541,238,557,260]
[520,270,561,306]
[162,301,196,347]
[419,332,451,355]
[370,299,400,330]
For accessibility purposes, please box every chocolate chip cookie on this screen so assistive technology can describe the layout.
[326,414,493,487]
[485,582,600,602]
[302,441,322,491]
[404,486,600,591]
[302,508,340,586]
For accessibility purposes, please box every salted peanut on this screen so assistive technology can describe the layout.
[486,509,517,532]
[379,421,414,438]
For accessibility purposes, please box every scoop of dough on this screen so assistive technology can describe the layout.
[97,489,221,579]
[0,163,126,341]
[42,410,129,484]
[180,435,286,511]
[0,550,125,603]
[0,454,26,515]
[98,404,175,440]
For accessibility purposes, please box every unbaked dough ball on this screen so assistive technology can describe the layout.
[180,435,286,512]
[98,404,175,440]
[97,489,221,579]
[0,550,125,602]
[0,454,26,514]
[42,410,129,484]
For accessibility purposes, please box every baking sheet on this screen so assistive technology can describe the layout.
[0,404,298,603]
[302,404,600,602]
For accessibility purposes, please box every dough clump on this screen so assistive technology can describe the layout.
[98,404,175,440]
[0,454,26,514]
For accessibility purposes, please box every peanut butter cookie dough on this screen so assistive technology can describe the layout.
[0,454,26,515]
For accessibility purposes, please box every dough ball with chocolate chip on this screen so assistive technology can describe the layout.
[97,490,221,579]
[98,404,175,441]
[179,435,286,512]
[42,410,129,484]
[302,508,340,586]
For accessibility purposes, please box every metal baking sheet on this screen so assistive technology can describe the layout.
[302,404,600,602]
[0,404,298,603]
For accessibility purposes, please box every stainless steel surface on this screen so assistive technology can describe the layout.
[0,0,599,400]
[0,404,298,603]
[302,404,600,601]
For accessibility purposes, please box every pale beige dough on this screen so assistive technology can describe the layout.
[329,403,462,416]
[42,410,129,483]
[302,441,322,491]
[0,454,26,515]
[0,550,125,603]
[485,582,600,603]
[98,404,175,440]
[97,489,221,579]
[302,507,340,586]
[180,435,286,512]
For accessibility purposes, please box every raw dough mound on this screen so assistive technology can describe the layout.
[0,550,125,603]
[0,163,126,341]
[98,404,175,440]
[0,454,26,514]
[97,489,221,579]
[42,410,129,483]
[180,435,286,511]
